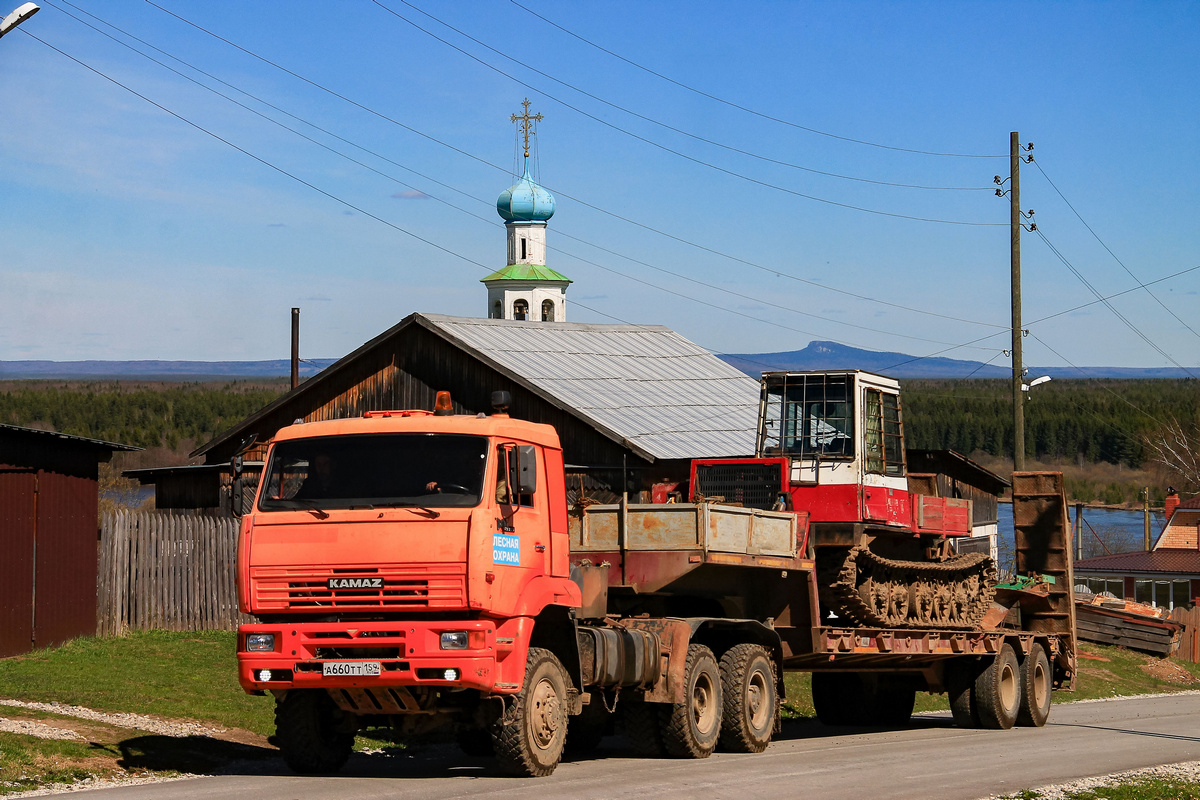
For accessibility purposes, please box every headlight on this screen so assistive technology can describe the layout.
[246,633,275,652]
[257,669,273,682]
[443,668,460,681]
[440,631,468,650]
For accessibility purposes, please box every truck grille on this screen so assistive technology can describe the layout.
[252,564,467,611]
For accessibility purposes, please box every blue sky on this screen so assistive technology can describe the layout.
[1,1,1197,371]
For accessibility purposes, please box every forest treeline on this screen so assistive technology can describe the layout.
[1,378,1196,471]
[902,378,1198,469]
[0,381,286,451]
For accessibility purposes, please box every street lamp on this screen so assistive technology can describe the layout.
[0,3,39,39]
[1021,375,1051,393]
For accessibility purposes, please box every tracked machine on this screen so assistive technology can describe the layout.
[692,370,998,629]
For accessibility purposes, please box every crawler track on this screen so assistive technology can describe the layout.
[826,547,997,629]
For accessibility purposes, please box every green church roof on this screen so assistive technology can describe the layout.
[480,263,572,283]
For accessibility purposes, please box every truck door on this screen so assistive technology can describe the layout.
[492,443,549,579]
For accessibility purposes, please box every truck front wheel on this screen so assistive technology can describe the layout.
[662,644,722,758]
[274,690,355,774]
[492,647,569,777]
[719,644,777,752]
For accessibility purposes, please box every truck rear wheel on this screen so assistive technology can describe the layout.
[274,690,355,774]
[975,643,1021,730]
[1017,644,1052,727]
[719,644,776,752]
[946,659,981,728]
[492,647,569,777]
[661,644,722,758]
[621,699,665,757]
[565,690,611,756]
[811,672,859,726]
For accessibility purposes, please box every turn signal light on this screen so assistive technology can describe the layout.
[434,390,453,416]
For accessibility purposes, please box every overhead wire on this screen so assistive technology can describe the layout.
[506,0,1007,159]
[381,0,991,192]
[91,0,1015,332]
[1031,158,1200,342]
[360,0,1005,226]
[1033,227,1197,379]
[25,11,997,369]
[46,0,996,353]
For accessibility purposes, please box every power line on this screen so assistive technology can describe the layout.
[123,1,1014,330]
[1031,158,1200,342]
[1034,227,1197,379]
[47,0,998,353]
[382,0,990,192]
[507,0,1007,160]
[361,0,1004,226]
[1026,263,1200,327]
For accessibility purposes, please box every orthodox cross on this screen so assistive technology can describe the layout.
[510,98,543,159]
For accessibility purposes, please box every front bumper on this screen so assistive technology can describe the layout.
[237,619,500,694]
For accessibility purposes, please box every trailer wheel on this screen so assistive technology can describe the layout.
[946,659,981,729]
[811,672,859,726]
[274,690,355,774]
[492,647,569,777]
[719,644,777,753]
[868,675,916,726]
[1016,644,1052,727]
[975,643,1022,730]
[661,644,723,758]
[621,699,665,757]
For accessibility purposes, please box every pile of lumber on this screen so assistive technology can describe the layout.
[1074,593,1183,656]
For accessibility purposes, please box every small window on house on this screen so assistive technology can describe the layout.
[492,300,502,319]
[542,300,555,321]
[520,238,527,260]
[513,299,528,320]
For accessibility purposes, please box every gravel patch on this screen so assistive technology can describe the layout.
[0,717,83,741]
[5,773,199,797]
[0,699,227,739]
[987,760,1200,799]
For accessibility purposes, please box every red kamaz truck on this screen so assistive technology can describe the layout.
[236,374,1076,777]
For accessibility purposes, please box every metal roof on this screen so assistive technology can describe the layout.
[0,423,140,452]
[421,315,760,460]
[1075,549,1200,576]
[192,313,760,462]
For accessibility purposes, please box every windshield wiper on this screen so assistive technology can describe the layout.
[374,501,441,519]
[288,498,330,519]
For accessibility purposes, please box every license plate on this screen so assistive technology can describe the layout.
[322,661,381,677]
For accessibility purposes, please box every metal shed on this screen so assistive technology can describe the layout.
[0,425,138,657]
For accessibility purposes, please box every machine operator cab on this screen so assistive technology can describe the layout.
[757,371,908,525]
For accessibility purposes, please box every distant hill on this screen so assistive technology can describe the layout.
[0,359,339,380]
[1,342,1193,381]
[719,341,1197,379]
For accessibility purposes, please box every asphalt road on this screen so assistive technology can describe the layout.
[76,693,1200,800]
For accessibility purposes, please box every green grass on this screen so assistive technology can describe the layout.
[0,631,274,737]
[1008,778,1200,799]
[0,731,125,795]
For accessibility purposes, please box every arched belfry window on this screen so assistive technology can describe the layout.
[542,300,555,322]
[513,299,528,320]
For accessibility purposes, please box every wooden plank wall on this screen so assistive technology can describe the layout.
[1169,606,1200,663]
[97,510,250,635]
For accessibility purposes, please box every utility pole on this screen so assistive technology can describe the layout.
[291,307,300,390]
[1009,131,1025,471]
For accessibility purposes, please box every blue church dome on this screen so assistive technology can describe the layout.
[496,164,555,222]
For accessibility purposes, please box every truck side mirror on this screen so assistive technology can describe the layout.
[516,445,537,495]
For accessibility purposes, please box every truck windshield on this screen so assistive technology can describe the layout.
[258,433,489,511]
[761,374,854,459]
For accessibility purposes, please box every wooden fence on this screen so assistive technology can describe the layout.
[98,510,249,635]
[1169,606,1200,663]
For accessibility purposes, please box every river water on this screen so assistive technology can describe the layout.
[996,503,1166,572]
